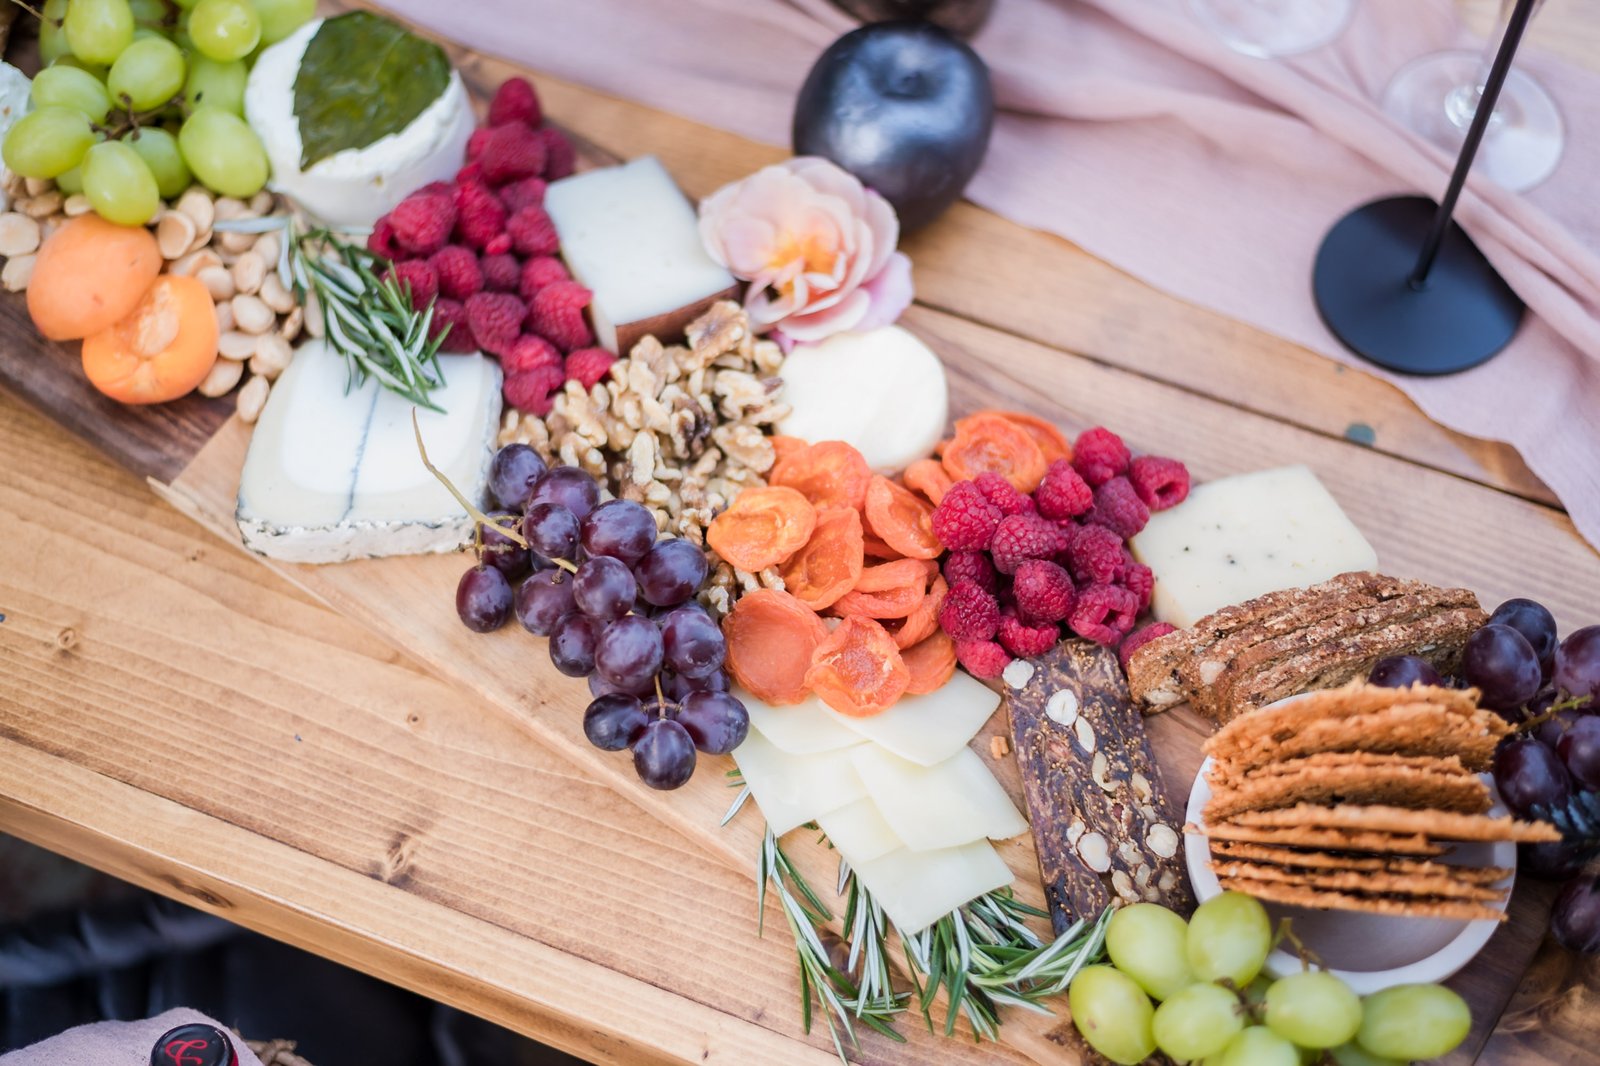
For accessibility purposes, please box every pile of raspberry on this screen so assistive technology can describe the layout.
[933,426,1190,680]
[367,76,613,416]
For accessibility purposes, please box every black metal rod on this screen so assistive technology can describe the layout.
[1409,0,1541,287]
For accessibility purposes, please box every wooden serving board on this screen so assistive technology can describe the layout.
[4,3,1599,1063]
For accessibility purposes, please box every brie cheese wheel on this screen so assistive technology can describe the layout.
[851,841,1014,935]
[236,340,502,564]
[821,669,1000,767]
[0,63,30,146]
[730,728,867,836]
[739,687,864,756]
[777,326,948,474]
[851,745,1028,852]
[816,798,902,867]
[245,18,474,226]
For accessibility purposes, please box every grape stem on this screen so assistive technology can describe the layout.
[4,0,54,25]
[1273,917,1325,972]
[412,410,528,549]
[1518,693,1595,734]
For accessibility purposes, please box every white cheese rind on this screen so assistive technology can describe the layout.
[739,687,864,756]
[821,669,999,767]
[730,728,867,836]
[0,63,30,143]
[1131,465,1379,628]
[544,156,737,353]
[776,326,948,474]
[851,841,1014,935]
[851,746,1029,852]
[235,340,502,564]
[245,19,473,227]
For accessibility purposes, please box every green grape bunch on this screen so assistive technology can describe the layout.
[3,0,313,225]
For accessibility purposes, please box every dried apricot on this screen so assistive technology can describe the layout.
[830,582,926,620]
[770,440,873,512]
[28,214,160,340]
[853,557,933,593]
[722,589,829,704]
[805,616,910,717]
[863,475,941,560]
[81,274,218,405]
[862,534,902,560]
[978,410,1074,466]
[903,458,955,506]
[902,630,957,694]
[779,507,864,611]
[769,434,810,466]
[706,486,817,572]
[892,576,947,650]
[941,413,1048,493]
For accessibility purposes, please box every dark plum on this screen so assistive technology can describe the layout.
[594,615,665,690]
[634,538,709,607]
[1555,626,1600,706]
[580,498,658,565]
[514,569,576,636]
[674,691,750,755]
[528,465,600,520]
[523,501,580,561]
[572,556,637,622]
[583,694,650,752]
[488,443,547,511]
[1368,655,1442,689]
[632,718,697,790]
[455,564,513,632]
[549,612,600,676]
[1552,874,1600,954]
[1493,736,1571,817]
[1463,623,1543,711]
[661,606,727,679]
[1489,598,1559,675]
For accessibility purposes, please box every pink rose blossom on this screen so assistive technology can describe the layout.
[698,157,912,344]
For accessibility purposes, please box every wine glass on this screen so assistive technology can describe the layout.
[1381,0,1564,191]
[1188,0,1355,58]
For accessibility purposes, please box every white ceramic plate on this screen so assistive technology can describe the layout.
[1185,756,1514,994]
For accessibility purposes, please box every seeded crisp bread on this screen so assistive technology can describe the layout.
[1217,877,1508,923]
[1204,752,1490,821]
[1224,803,1561,843]
[1194,821,1445,856]
[1208,840,1511,883]
[1210,861,1509,902]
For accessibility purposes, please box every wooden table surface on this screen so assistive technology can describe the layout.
[4,2,1600,1064]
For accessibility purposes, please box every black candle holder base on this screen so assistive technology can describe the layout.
[1312,195,1524,375]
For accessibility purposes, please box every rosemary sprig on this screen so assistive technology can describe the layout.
[215,215,448,410]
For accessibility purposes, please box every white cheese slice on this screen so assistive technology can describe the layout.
[821,669,999,767]
[544,156,738,354]
[851,841,1014,935]
[777,326,949,474]
[816,797,902,867]
[245,18,474,227]
[851,746,1028,852]
[235,340,502,564]
[738,687,864,756]
[1131,465,1379,628]
[731,728,867,836]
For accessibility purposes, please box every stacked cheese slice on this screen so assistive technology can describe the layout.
[734,672,1027,934]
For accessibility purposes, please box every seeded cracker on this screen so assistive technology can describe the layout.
[1196,821,1446,855]
[1209,840,1512,883]
[1218,877,1508,923]
[1211,860,1509,902]
[1204,751,1490,821]
[1225,803,1560,842]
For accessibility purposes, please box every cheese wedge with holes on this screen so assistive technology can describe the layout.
[821,669,999,766]
[730,728,867,836]
[851,745,1028,851]
[740,688,864,755]
[851,841,1014,935]
[1131,465,1378,628]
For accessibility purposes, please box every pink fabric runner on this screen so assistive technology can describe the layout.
[0,1009,262,1065]
[386,0,1600,551]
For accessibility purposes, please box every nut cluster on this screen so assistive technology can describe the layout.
[499,301,791,615]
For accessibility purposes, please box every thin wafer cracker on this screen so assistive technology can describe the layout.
[1218,877,1507,923]
[1209,860,1509,902]
[1208,841,1511,883]
[1209,703,1507,773]
[1192,820,1445,856]
[1204,755,1489,821]
[1205,681,1481,756]
[1226,804,1560,843]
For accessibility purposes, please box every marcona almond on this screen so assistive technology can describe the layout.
[156,210,197,260]
[18,191,62,219]
[254,232,280,267]
[197,356,243,397]
[232,293,274,334]
[1,253,35,292]
[62,194,93,218]
[171,248,223,278]
[249,190,275,215]
[175,186,215,233]
[213,196,249,221]
[0,212,40,257]
[38,216,61,243]
[218,330,258,360]
[304,290,324,338]
[215,229,256,255]
[236,374,269,424]
[249,333,291,379]
[232,250,266,295]
[214,300,235,334]
[197,265,235,302]
[22,176,51,197]
[259,271,295,313]
[279,304,303,342]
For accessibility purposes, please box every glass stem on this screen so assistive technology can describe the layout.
[1446,0,1543,129]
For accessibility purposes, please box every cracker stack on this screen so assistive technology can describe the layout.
[1192,682,1558,922]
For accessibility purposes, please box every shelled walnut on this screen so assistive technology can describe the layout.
[500,301,790,615]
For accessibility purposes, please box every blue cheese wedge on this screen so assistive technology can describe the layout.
[235,340,501,564]
[1131,465,1378,628]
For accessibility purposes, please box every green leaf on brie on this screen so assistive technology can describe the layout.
[292,12,450,170]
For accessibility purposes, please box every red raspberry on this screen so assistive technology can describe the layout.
[455,161,485,186]
[427,245,483,301]
[541,127,576,180]
[1128,455,1191,512]
[480,253,521,292]
[502,333,562,376]
[997,610,1060,658]
[467,127,491,161]
[1035,459,1093,520]
[1012,559,1075,625]
[488,76,542,128]
[527,280,594,352]
[1063,523,1124,586]
[429,298,477,353]
[1118,622,1177,672]
[1069,584,1139,645]
[1072,426,1131,488]
[508,204,560,257]
[479,122,547,186]
[387,190,456,257]
[499,175,548,214]
[1088,476,1149,540]
[503,364,565,416]
[1119,560,1154,613]
[990,513,1065,576]
[938,580,1000,642]
[566,347,616,389]
[518,256,570,303]
[387,259,437,311]
[366,216,400,259]
[954,639,1010,681]
[465,291,527,357]
[930,481,1002,551]
[454,181,507,249]
[974,471,1034,516]
[485,234,513,256]
[943,550,996,593]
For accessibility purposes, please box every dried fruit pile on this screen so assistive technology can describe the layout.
[367,76,600,413]
[927,417,1191,678]
[717,437,955,716]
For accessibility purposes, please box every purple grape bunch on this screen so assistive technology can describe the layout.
[453,444,748,790]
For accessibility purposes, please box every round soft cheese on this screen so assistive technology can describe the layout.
[244,19,474,227]
[777,326,948,474]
